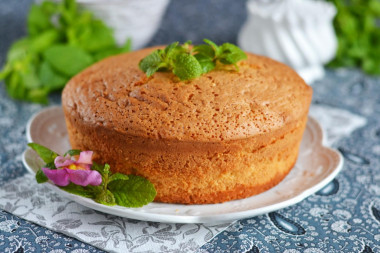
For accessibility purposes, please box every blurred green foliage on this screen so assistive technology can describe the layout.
[0,0,131,104]
[328,0,380,75]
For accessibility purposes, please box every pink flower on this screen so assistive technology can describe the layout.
[42,151,102,187]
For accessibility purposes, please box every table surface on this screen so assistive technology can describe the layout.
[1,1,380,253]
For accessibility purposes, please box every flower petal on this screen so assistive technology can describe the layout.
[54,156,74,168]
[81,164,91,170]
[42,168,70,186]
[77,151,93,165]
[66,169,102,186]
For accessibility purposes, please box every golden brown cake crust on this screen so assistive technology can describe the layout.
[62,48,312,142]
[62,47,312,204]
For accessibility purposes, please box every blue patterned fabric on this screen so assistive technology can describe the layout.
[0,210,102,253]
[199,70,380,252]
[0,84,105,252]
[0,87,104,252]
[1,0,380,252]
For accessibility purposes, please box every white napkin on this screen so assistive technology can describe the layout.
[0,174,229,252]
[309,104,367,147]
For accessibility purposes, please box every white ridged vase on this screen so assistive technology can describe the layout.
[238,0,337,84]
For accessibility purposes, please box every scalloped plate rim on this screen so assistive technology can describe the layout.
[22,106,343,224]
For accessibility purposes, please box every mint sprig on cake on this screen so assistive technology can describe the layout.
[139,39,247,80]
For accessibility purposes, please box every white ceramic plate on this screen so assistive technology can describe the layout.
[23,106,343,224]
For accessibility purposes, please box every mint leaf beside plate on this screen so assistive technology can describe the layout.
[108,175,157,208]
[28,142,157,208]
[28,143,58,164]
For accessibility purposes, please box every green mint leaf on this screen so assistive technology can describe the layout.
[193,44,215,59]
[36,169,48,183]
[40,1,57,15]
[44,161,57,170]
[95,189,116,206]
[164,42,179,57]
[30,30,60,53]
[27,3,54,37]
[20,62,41,89]
[181,40,193,53]
[7,38,30,63]
[326,0,380,75]
[39,61,68,91]
[139,40,246,80]
[5,72,24,100]
[218,43,247,65]
[204,39,221,56]
[92,162,105,175]
[194,54,216,73]
[63,149,82,157]
[0,64,12,80]
[139,50,164,77]
[43,45,93,76]
[363,58,380,75]
[109,173,129,183]
[75,20,116,53]
[3,0,130,103]
[60,0,78,27]
[60,183,98,198]
[173,53,202,80]
[26,88,49,104]
[167,41,191,58]
[369,0,380,15]
[28,143,58,164]
[108,175,157,208]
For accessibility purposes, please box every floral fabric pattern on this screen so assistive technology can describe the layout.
[0,175,229,252]
[1,1,380,249]
[199,69,380,252]
[1,69,377,252]
[0,210,102,253]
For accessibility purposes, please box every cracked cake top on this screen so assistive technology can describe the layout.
[62,47,312,142]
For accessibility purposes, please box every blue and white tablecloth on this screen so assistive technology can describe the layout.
[1,1,380,252]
